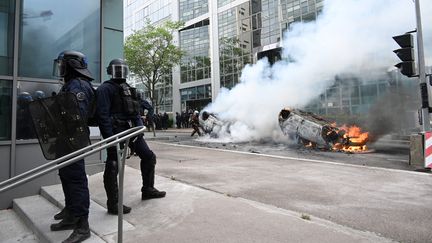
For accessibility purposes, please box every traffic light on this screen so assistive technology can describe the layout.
[393,33,416,77]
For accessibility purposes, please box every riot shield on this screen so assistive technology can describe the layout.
[28,93,90,160]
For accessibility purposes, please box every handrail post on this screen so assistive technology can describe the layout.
[117,137,129,243]
[0,126,146,243]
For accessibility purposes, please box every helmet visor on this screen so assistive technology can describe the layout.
[52,58,66,77]
[109,64,129,79]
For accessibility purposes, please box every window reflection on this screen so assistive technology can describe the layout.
[218,0,234,8]
[0,80,12,140]
[16,81,61,140]
[0,0,14,76]
[19,0,100,81]
[180,84,211,111]
[218,2,253,89]
[180,21,211,83]
[179,0,208,22]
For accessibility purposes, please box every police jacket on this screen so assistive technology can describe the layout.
[96,79,143,138]
[60,78,94,118]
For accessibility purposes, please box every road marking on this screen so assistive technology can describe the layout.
[151,141,431,177]
[386,158,408,162]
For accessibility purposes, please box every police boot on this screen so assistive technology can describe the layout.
[141,156,166,200]
[54,207,70,220]
[62,217,90,243]
[50,214,79,231]
[104,161,131,215]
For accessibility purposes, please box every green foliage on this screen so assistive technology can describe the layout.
[124,20,184,106]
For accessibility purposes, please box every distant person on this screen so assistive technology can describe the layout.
[181,111,189,128]
[155,113,162,130]
[96,58,166,215]
[162,112,169,129]
[175,112,181,129]
[190,110,202,137]
[16,92,35,140]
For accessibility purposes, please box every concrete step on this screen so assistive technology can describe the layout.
[0,209,38,242]
[13,195,105,243]
[41,184,135,239]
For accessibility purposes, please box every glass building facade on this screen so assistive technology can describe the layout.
[218,2,254,89]
[215,0,324,89]
[180,20,211,84]
[280,0,324,32]
[180,84,212,111]
[0,0,124,209]
[218,0,235,8]
[124,0,174,113]
[179,0,208,22]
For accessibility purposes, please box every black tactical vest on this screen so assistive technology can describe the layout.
[108,80,140,117]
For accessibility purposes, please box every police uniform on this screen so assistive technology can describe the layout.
[50,50,93,243]
[97,58,165,215]
[57,78,93,219]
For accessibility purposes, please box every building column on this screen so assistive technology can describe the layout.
[208,0,221,101]
[172,0,182,114]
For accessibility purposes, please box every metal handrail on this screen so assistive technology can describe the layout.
[0,127,141,189]
[0,126,146,243]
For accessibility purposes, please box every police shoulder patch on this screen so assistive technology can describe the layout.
[76,92,86,101]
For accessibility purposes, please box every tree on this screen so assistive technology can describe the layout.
[124,21,184,109]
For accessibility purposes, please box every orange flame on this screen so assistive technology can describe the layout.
[335,125,369,152]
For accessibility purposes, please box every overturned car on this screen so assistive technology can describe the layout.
[278,108,369,151]
[199,111,227,137]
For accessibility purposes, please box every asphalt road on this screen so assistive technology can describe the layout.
[146,130,412,171]
[124,131,432,242]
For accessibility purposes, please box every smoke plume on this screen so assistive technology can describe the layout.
[204,0,432,142]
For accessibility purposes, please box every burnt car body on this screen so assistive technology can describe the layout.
[278,108,349,149]
[199,111,228,137]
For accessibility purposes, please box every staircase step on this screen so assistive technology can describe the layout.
[0,209,38,242]
[13,195,104,243]
[41,184,135,238]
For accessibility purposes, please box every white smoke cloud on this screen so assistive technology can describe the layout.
[204,0,432,143]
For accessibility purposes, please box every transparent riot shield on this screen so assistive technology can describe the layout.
[28,93,90,160]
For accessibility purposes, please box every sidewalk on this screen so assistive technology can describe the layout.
[86,167,395,243]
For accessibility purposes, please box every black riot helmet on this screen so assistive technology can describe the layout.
[17,92,33,108]
[53,50,94,80]
[107,58,129,80]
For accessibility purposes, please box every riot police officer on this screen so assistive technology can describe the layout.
[50,50,94,243]
[96,58,166,215]
[16,92,35,139]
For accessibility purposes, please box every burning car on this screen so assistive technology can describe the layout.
[278,108,369,152]
[199,111,227,137]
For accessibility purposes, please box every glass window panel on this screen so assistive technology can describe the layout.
[181,89,188,101]
[360,84,378,104]
[16,81,62,140]
[0,80,12,140]
[19,0,100,81]
[0,0,14,75]
[206,84,211,98]
[197,85,204,99]
[196,68,203,80]
[378,83,388,94]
